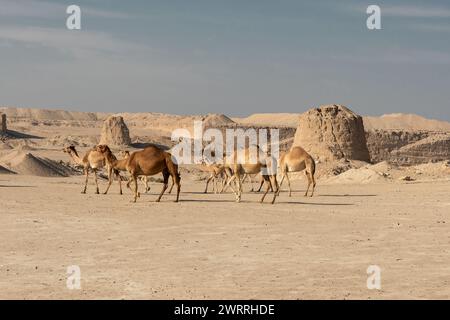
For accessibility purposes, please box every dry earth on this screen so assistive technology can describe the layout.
[1,174,449,299]
[1,107,450,300]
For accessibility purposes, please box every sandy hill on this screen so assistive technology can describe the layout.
[0,106,107,121]
[0,150,73,177]
[203,114,235,127]
[234,113,299,127]
[0,165,15,174]
[364,113,450,132]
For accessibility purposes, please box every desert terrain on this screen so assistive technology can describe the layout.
[1,105,450,299]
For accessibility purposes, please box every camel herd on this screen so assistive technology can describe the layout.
[63,144,316,204]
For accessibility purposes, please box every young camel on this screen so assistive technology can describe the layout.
[201,162,227,194]
[222,146,279,203]
[63,145,110,194]
[126,145,181,203]
[94,145,130,195]
[277,146,316,197]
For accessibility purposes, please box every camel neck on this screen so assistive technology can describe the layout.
[105,150,118,166]
[68,151,83,165]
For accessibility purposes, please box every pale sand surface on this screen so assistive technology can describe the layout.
[1,174,449,299]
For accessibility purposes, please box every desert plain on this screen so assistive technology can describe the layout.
[1,106,450,299]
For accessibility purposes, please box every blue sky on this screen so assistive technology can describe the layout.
[0,0,449,120]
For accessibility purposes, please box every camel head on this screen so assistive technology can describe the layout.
[95,144,111,154]
[63,145,78,156]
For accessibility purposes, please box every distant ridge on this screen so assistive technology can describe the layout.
[364,113,450,132]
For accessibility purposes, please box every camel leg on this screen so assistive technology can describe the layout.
[309,172,316,197]
[256,175,265,192]
[131,175,139,203]
[271,175,279,204]
[126,179,132,191]
[304,171,311,197]
[249,174,255,192]
[144,176,151,193]
[277,173,286,196]
[220,173,227,193]
[103,167,114,195]
[156,169,170,202]
[220,168,233,193]
[168,176,174,194]
[260,176,271,203]
[235,172,242,202]
[174,173,181,203]
[285,172,292,197]
[116,171,123,195]
[204,174,213,193]
[82,168,89,194]
[224,174,238,195]
[93,169,100,194]
[222,174,238,194]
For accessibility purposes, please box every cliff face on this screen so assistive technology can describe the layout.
[390,134,450,165]
[366,130,450,165]
[365,130,430,163]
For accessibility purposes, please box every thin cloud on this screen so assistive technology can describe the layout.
[382,5,450,18]
[0,0,131,19]
[0,25,149,59]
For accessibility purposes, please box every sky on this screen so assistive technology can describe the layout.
[0,0,449,120]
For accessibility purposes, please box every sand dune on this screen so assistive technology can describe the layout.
[364,113,450,132]
[1,150,73,177]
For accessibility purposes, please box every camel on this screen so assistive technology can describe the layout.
[124,149,175,195]
[94,145,131,195]
[222,146,279,203]
[277,146,316,197]
[125,145,181,203]
[62,145,112,194]
[118,150,152,194]
[201,162,227,194]
[95,147,176,196]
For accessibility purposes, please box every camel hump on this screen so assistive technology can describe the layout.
[142,145,166,156]
[290,146,313,158]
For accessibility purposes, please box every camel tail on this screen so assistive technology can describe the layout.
[311,158,316,176]
[165,153,181,182]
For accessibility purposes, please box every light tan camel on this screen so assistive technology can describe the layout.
[63,145,110,194]
[126,145,181,202]
[201,162,227,194]
[277,146,316,197]
[94,145,129,195]
[222,146,279,203]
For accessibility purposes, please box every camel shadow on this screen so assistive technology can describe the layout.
[318,194,377,197]
[179,198,238,203]
[0,185,36,188]
[275,201,354,206]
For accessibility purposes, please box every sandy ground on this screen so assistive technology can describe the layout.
[1,174,449,300]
